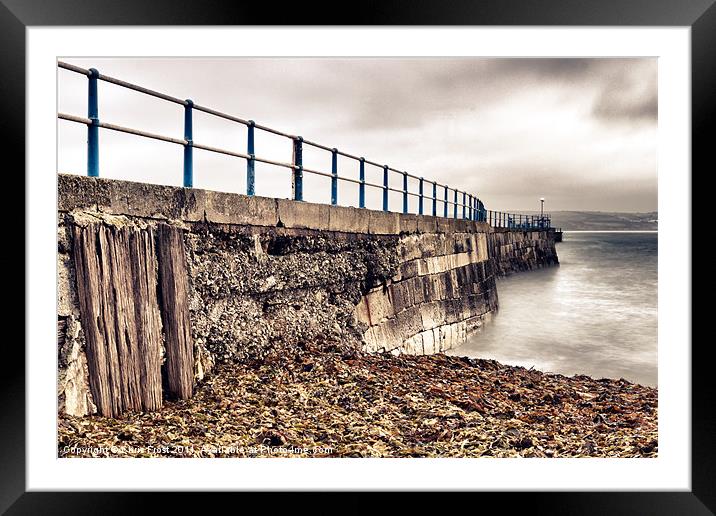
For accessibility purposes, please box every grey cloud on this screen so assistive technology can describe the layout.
[591,60,657,122]
[338,58,656,131]
[59,57,657,212]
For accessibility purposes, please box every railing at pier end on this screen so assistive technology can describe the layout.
[57,61,550,230]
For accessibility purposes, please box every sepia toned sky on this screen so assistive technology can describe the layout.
[58,57,657,213]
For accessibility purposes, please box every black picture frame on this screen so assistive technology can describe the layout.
[5,0,710,512]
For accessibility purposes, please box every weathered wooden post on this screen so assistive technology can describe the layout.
[157,224,195,400]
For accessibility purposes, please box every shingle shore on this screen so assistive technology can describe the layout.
[58,343,657,458]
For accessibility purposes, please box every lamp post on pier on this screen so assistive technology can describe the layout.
[540,197,545,228]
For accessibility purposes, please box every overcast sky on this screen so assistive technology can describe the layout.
[58,57,657,213]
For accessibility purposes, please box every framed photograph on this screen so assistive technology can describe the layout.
[9,0,710,512]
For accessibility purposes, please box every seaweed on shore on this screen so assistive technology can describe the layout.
[58,343,657,458]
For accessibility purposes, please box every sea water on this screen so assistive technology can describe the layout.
[447,232,658,387]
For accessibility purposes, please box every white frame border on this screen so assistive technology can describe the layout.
[27,26,690,491]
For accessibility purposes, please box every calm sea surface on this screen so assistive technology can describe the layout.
[447,232,658,387]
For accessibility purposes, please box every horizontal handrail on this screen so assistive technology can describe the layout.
[57,61,549,229]
[486,210,552,230]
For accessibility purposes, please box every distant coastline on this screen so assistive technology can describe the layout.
[533,210,657,232]
[564,230,658,233]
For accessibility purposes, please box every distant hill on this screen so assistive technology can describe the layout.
[549,211,658,231]
[510,211,658,231]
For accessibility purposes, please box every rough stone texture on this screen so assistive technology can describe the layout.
[328,205,371,233]
[356,231,498,355]
[58,174,99,212]
[367,210,400,235]
[57,215,95,416]
[57,175,558,417]
[195,190,278,227]
[57,315,96,416]
[488,228,559,276]
[277,198,330,230]
[183,224,399,365]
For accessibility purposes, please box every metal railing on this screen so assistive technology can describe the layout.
[57,61,491,222]
[57,61,551,230]
[487,210,552,230]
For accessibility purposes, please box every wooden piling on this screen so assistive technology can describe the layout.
[72,223,164,416]
[129,227,164,412]
[157,224,195,400]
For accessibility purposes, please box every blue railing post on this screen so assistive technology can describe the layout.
[453,190,458,219]
[418,178,424,215]
[183,99,194,188]
[462,192,467,219]
[382,165,389,211]
[87,68,100,177]
[247,120,255,196]
[432,182,437,217]
[402,172,408,214]
[292,136,303,201]
[359,157,366,208]
[444,186,448,218]
[331,148,338,205]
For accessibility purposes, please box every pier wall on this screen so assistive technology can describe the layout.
[488,227,560,276]
[57,174,556,416]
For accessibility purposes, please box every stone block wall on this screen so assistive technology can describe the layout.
[488,228,559,276]
[356,232,497,355]
[57,174,555,417]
